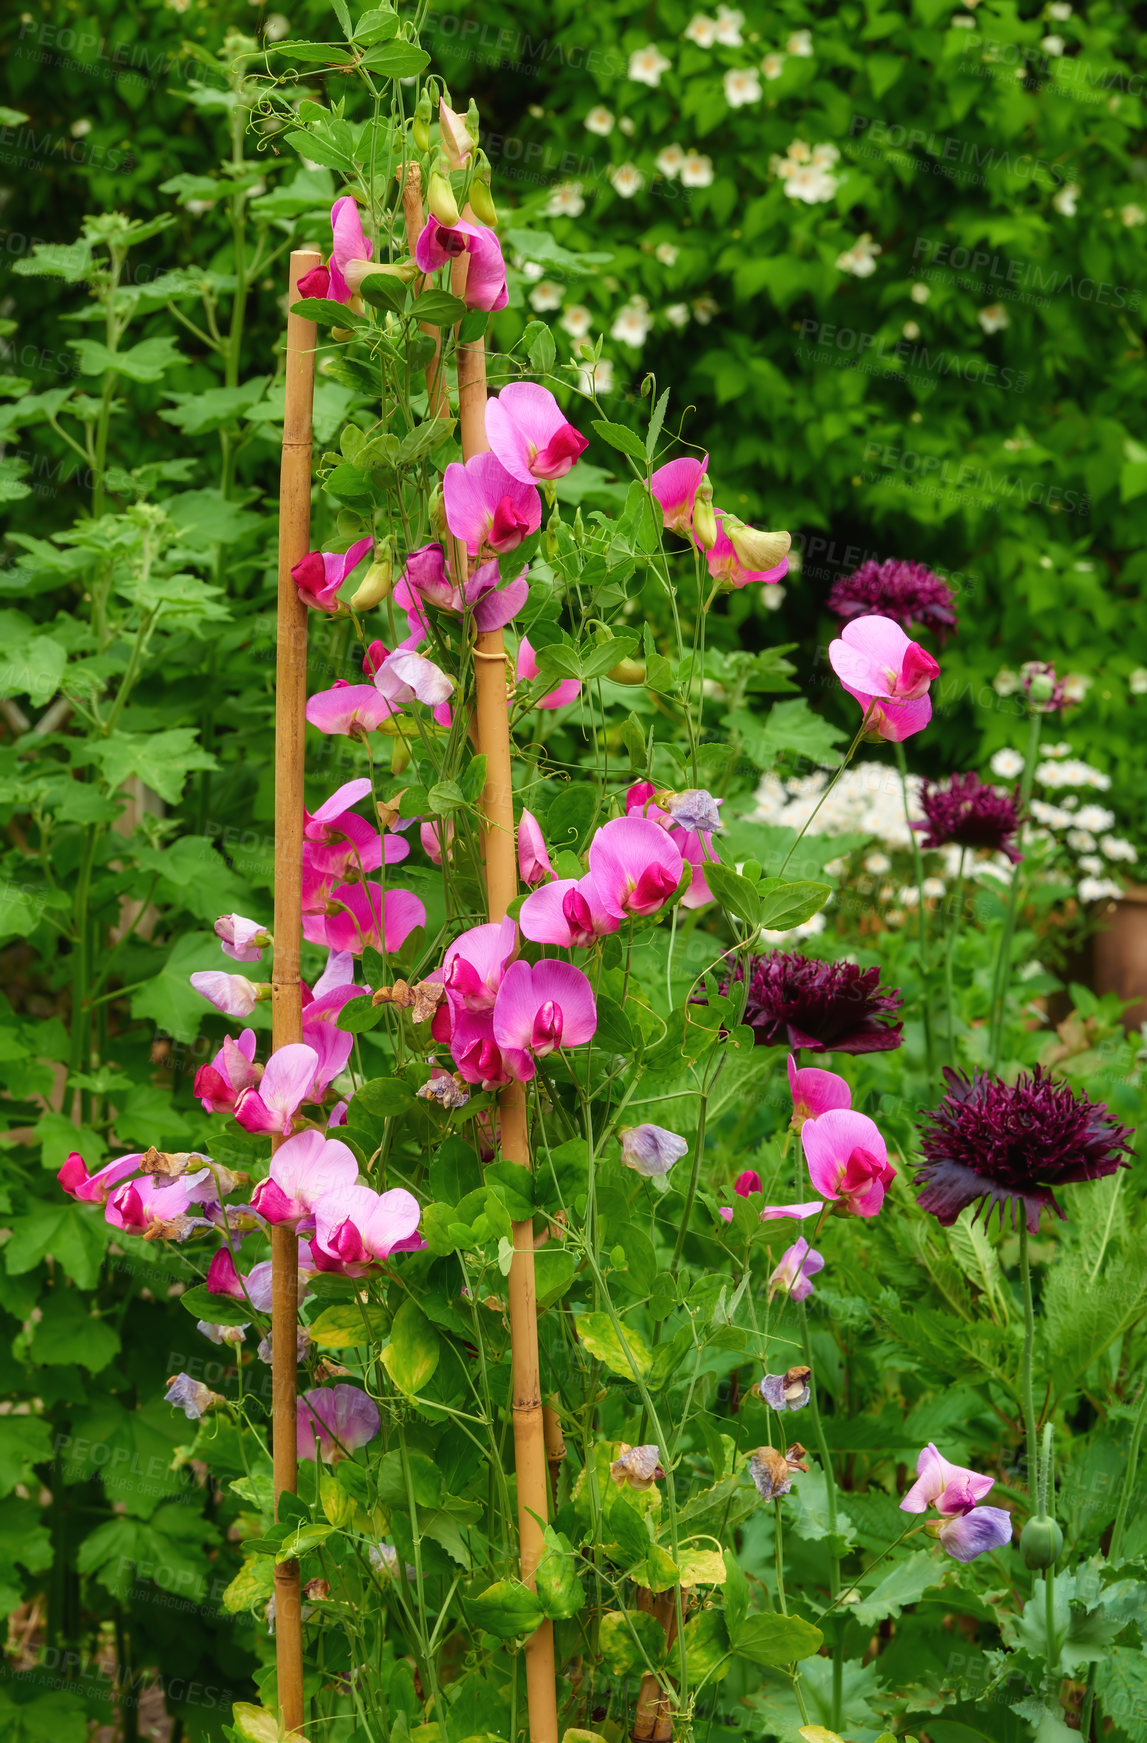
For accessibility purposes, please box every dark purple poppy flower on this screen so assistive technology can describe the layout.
[915,772,1023,863]
[720,951,903,1055]
[915,1067,1133,1233]
[828,559,957,642]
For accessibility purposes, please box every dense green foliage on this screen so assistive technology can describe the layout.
[0,3,1144,1742]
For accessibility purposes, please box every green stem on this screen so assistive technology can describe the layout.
[776,711,871,879]
[774,1501,811,1726]
[799,1301,842,1726]
[1110,1382,1147,1562]
[1018,1221,1040,1507]
[988,709,1043,1070]
[944,849,966,1066]
[894,738,935,1084]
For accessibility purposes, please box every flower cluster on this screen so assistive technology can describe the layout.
[720,949,904,1054]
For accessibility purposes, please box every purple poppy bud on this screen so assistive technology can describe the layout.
[619,1124,689,1178]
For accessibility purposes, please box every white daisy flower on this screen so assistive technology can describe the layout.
[684,14,719,46]
[546,183,585,218]
[1078,876,1122,903]
[611,300,653,346]
[560,304,594,339]
[655,144,686,179]
[584,105,615,136]
[786,28,814,54]
[786,165,837,203]
[990,748,1025,778]
[864,852,892,874]
[1102,835,1138,862]
[715,7,745,45]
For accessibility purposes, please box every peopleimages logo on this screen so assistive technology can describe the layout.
[863,442,1091,515]
[913,238,1139,309]
[849,115,1072,189]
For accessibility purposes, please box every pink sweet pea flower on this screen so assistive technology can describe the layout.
[465,559,530,631]
[438,98,474,169]
[829,615,940,742]
[442,917,518,1015]
[303,782,407,892]
[291,536,372,614]
[296,198,373,305]
[414,215,508,311]
[650,454,709,537]
[250,1129,359,1231]
[302,883,426,956]
[734,1169,762,1196]
[485,383,589,484]
[395,542,459,612]
[517,636,581,709]
[420,818,453,865]
[518,810,553,886]
[106,1169,220,1240]
[787,1054,852,1131]
[443,452,542,556]
[58,1151,143,1204]
[588,816,684,920]
[312,1182,424,1275]
[900,1443,1013,1563]
[298,1383,381,1460]
[206,1245,245,1300]
[518,874,620,947]
[190,971,265,1020]
[448,1010,515,1088]
[717,1166,823,1224]
[214,915,272,963]
[801,1108,897,1217]
[373,648,455,709]
[306,681,397,738]
[194,1030,261,1114]
[768,1237,825,1303]
[492,959,597,1081]
[703,510,788,590]
[677,829,717,910]
[234,1042,320,1136]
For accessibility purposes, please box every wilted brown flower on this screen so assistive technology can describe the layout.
[610,1443,665,1489]
[748,1443,809,1500]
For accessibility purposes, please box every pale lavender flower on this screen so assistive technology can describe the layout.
[619,1124,689,1178]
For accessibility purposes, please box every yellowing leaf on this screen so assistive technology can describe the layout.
[677,1545,727,1587]
[576,1311,652,1378]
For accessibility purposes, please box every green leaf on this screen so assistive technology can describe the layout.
[410,289,468,327]
[89,728,217,806]
[595,995,635,1053]
[576,1311,651,1378]
[359,271,408,314]
[277,1520,335,1562]
[70,336,184,382]
[470,1579,545,1640]
[852,1550,942,1626]
[0,1416,54,1498]
[290,296,370,329]
[309,1302,388,1348]
[178,1283,254,1328]
[5,1201,108,1290]
[223,1557,276,1615]
[536,1525,585,1620]
[597,1608,665,1676]
[359,40,431,76]
[592,419,648,465]
[733,1610,823,1666]
[381,1298,440,1395]
[336,993,384,1034]
[704,861,760,927]
[28,1290,120,1371]
[353,1076,418,1116]
[728,700,845,768]
[756,878,831,931]
[683,1607,731,1682]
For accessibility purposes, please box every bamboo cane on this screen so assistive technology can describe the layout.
[271,245,321,1738]
[399,162,450,421]
[631,1589,678,1743]
[452,240,560,1743]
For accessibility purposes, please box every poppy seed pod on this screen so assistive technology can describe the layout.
[1020,1516,1063,1570]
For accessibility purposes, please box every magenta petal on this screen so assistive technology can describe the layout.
[650,455,708,536]
[311,778,373,824]
[588,816,683,920]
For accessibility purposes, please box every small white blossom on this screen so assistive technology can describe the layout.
[629,44,672,85]
[584,105,615,136]
[664,302,690,327]
[547,183,585,218]
[725,67,763,106]
[990,748,1025,779]
[865,852,892,874]
[836,233,881,277]
[1041,33,1066,54]
[923,877,946,900]
[655,144,686,179]
[71,119,93,139]
[519,259,545,282]
[898,884,921,908]
[619,116,636,136]
[263,13,290,39]
[978,304,1010,334]
[762,583,786,610]
[684,13,719,46]
[692,294,719,324]
[680,151,715,187]
[1066,829,1096,851]
[560,304,594,339]
[1121,204,1146,228]
[786,165,838,203]
[1061,673,1091,702]
[763,52,786,78]
[1102,835,1138,863]
[1130,666,1147,694]
[715,6,745,45]
[1053,183,1080,216]
[811,143,840,168]
[577,358,614,396]
[528,280,564,313]
[1047,1,1072,16]
[609,163,645,198]
[910,281,931,304]
[655,239,680,264]
[993,668,1021,696]
[903,320,921,340]
[786,28,814,55]
[1078,853,1105,875]
[611,299,653,346]
[951,13,977,25]
[1078,876,1122,903]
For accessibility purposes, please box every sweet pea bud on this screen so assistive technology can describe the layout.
[391,733,412,776]
[344,259,418,295]
[428,484,446,538]
[607,658,646,685]
[350,544,394,611]
[693,475,718,552]
[1020,1516,1063,1570]
[573,507,586,547]
[727,521,791,573]
[468,153,499,229]
[438,98,472,170]
[466,98,481,148]
[413,89,433,154]
[427,159,461,227]
[544,499,562,561]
